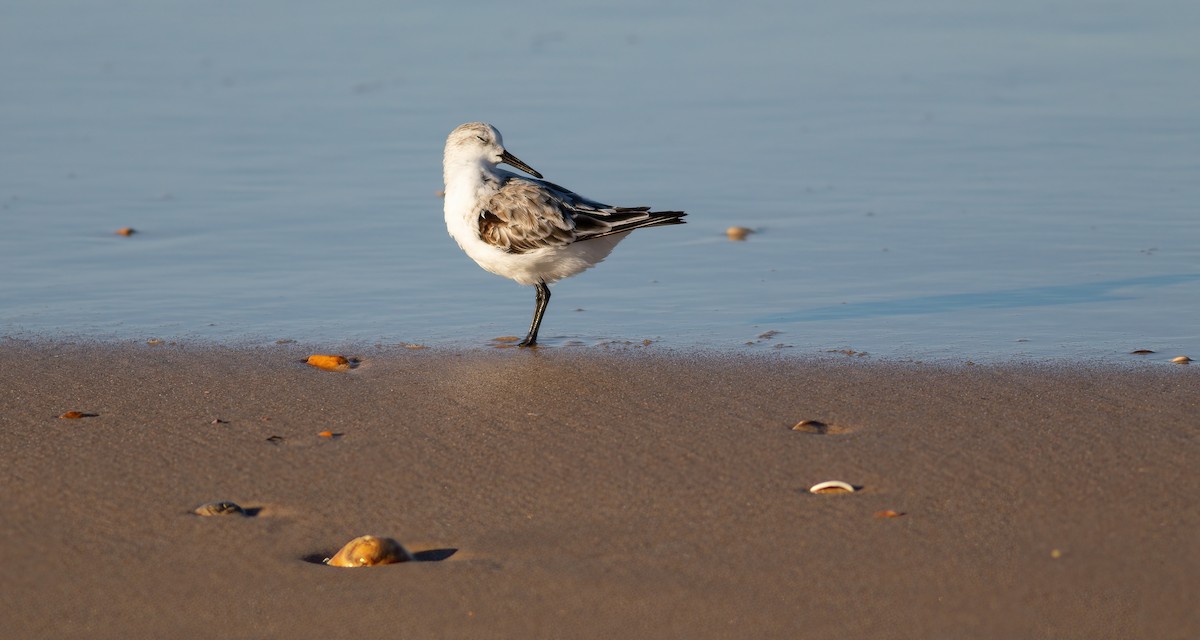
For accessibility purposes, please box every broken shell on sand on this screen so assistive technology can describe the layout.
[58,410,97,419]
[327,535,412,568]
[1171,356,1192,364]
[792,420,829,434]
[306,354,352,371]
[809,480,856,494]
[193,501,246,516]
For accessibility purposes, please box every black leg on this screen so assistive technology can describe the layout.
[518,282,551,348]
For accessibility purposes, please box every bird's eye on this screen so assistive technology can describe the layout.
[476,135,486,142]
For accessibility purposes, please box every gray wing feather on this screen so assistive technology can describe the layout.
[478,177,687,254]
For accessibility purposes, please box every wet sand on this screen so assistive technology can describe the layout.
[1,342,1197,639]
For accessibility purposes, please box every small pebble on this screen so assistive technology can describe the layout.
[725,226,753,241]
[306,354,352,371]
[115,227,136,236]
[1130,349,1155,355]
[874,510,905,518]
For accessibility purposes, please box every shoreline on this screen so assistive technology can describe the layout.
[2,331,1193,367]
[2,343,1197,638]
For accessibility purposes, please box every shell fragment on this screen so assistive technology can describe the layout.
[193,501,246,516]
[792,420,829,434]
[809,480,856,494]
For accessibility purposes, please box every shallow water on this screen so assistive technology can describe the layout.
[2,0,1198,362]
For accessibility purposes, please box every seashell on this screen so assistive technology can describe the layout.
[59,411,98,419]
[791,420,829,434]
[874,510,905,518]
[115,227,136,236]
[327,535,412,568]
[725,226,753,241]
[809,480,856,494]
[1130,349,1155,355]
[306,354,352,371]
[193,501,246,516]
[1171,356,1192,364]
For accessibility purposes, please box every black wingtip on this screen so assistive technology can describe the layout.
[648,210,687,224]
[578,209,688,241]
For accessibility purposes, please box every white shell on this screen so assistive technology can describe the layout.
[1171,355,1192,364]
[808,480,856,494]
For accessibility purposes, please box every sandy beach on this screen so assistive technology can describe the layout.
[1,341,1197,639]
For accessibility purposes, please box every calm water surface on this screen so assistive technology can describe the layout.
[2,1,1198,362]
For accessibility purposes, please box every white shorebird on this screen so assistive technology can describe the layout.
[442,122,687,347]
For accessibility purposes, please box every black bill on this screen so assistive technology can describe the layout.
[500,150,544,179]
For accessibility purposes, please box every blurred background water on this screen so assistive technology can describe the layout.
[2,0,1197,362]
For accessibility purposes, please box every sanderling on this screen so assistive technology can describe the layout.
[442,122,687,347]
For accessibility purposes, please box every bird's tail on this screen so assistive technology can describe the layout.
[585,208,687,239]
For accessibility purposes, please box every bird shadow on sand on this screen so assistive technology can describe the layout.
[756,273,1200,323]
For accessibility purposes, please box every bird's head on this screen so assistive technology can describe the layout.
[444,122,543,179]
